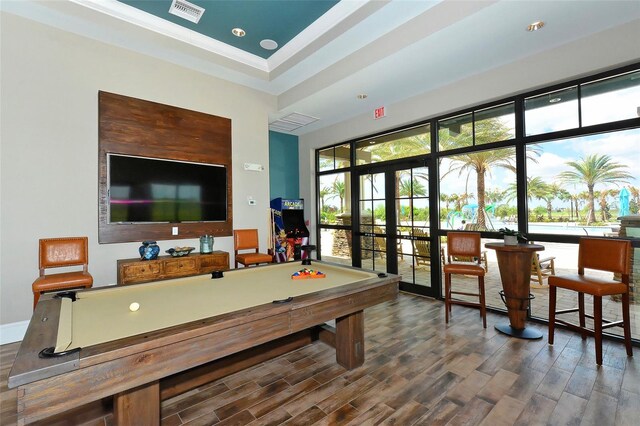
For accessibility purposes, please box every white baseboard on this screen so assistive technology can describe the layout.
[0,320,28,345]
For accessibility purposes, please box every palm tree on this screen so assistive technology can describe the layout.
[596,189,614,222]
[629,186,640,214]
[318,186,332,214]
[556,187,573,220]
[441,120,540,229]
[398,177,428,223]
[544,183,564,220]
[450,193,461,212]
[506,176,553,220]
[327,180,346,213]
[440,193,451,211]
[558,154,632,224]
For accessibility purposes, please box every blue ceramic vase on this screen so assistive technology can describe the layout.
[139,241,160,260]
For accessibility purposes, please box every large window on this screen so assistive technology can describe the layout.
[319,172,350,225]
[316,64,640,341]
[582,70,640,126]
[439,147,518,231]
[525,69,640,136]
[318,144,350,172]
[526,128,639,235]
[525,86,579,136]
[356,125,430,165]
[439,102,515,151]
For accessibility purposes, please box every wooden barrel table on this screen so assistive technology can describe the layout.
[485,242,545,339]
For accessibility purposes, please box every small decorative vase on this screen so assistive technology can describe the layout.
[139,241,160,260]
[503,235,518,246]
[199,235,214,254]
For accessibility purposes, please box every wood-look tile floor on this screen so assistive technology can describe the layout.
[2,293,639,425]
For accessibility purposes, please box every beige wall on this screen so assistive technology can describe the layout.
[298,20,640,242]
[0,13,276,325]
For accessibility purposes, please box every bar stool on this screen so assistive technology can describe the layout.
[549,237,632,365]
[443,232,487,328]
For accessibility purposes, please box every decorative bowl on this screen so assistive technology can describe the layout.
[166,247,195,257]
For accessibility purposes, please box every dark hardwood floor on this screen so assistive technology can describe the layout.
[2,293,639,425]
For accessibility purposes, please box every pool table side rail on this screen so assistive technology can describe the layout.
[8,298,78,389]
[10,274,399,425]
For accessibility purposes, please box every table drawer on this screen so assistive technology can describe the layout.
[121,262,161,280]
[164,258,198,275]
[200,254,229,271]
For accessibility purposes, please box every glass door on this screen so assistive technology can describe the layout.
[394,166,434,296]
[357,164,437,297]
[358,171,387,273]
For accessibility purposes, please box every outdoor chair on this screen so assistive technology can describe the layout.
[531,254,555,287]
[411,228,431,268]
[373,226,403,260]
[548,237,632,365]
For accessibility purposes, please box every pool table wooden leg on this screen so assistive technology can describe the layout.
[114,380,160,425]
[335,310,364,370]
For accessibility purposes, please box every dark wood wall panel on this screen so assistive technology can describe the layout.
[98,91,233,244]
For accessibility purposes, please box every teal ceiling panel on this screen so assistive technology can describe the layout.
[118,0,339,58]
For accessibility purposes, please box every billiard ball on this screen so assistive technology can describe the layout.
[129,302,140,312]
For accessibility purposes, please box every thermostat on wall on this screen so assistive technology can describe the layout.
[244,162,264,172]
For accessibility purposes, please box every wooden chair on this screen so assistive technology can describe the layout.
[32,237,93,309]
[373,226,404,260]
[443,232,487,328]
[531,254,555,287]
[412,228,431,268]
[234,229,273,268]
[548,237,632,365]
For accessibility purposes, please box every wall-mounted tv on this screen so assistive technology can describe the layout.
[108,154,227,223]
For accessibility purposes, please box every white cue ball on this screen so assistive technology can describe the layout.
[129,302,140,312]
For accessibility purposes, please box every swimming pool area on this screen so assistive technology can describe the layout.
[441,220,618,236]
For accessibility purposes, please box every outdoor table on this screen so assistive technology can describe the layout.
[485,242,545,339]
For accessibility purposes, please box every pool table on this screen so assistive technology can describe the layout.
[8,260,399,425]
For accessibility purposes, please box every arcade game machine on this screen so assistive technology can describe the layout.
[270,198,310,262]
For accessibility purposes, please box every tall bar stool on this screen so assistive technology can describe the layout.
[32,237,93,309]
[549,237,632,365]
[443,232,487,328]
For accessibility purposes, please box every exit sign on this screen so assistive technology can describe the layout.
[374,106,386,120]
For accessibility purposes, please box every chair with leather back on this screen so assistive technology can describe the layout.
[32,237,93,309]
[443,232,487,328]
[548,237,632,365]
[234,229,273,268]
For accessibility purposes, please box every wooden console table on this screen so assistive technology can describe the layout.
[485,242,544,339]
[117,251,229,285]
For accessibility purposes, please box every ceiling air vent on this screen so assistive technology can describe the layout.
[269,112,319,133]
[169,0,205,24]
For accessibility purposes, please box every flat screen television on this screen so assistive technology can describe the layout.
[108,154,227,223]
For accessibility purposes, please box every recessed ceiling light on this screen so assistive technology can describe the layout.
[549,97,562,103]
[527,21,545,32]
[232,28,246,37]
[260,39,278,50]
[357,94,368,100]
